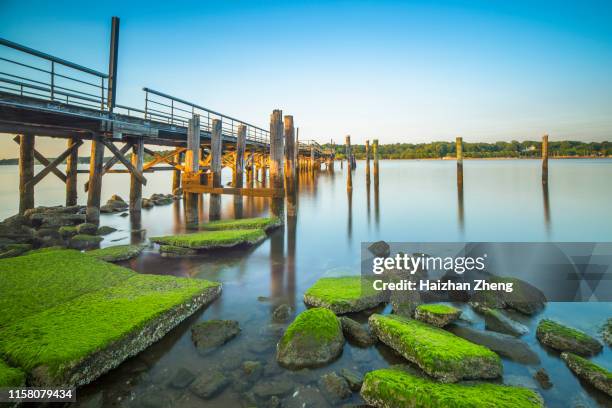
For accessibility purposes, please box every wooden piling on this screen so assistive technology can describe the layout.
[209,118,223,220]
[365,140,371,185]
[171,147,182,194]
[184,115,201,227]
[129,138,144,213]
[18,133,35,214]
[65,136,79,206]
[346,135,352,191]
[270,109,284,218]
[456,136,463,189]
[284,115,295,194]
[310,146,315,175]
[542,134,549,185]
[234,124,246,188]
[86,134,105,224]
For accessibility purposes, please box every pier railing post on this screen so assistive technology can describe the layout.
[346,135,353,191]
[542,134,549,185]
[284,115,295,194]
[234,124,246,188]
[456,136,463,189]
[18,133,35,214]
[86,134,105,224]
[129,138,144,213]
[270,109,284,218]
[65,136,78,206]
[365,140,371,185]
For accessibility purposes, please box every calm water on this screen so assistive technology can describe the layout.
[2,159,611,407]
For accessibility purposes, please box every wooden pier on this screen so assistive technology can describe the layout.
[0,18,334,224]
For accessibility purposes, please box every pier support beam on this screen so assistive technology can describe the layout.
[373,139,379,188]
[284,115,295,194]
[365,140,371,185]
[346,135,352,191]
[86,134,105,224]
[18,133,35,214]
[130,138,144,213]
[456,136,463,189]
[184,114,201,227]
[171,147,183,194]
[542,134,549,185]
[209,118,223,221]
[234,125,246,188]
[65,136,79,206]
[269,109,284,218]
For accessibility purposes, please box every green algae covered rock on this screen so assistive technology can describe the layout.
[159,245,199,257]
[96,226,117,236]
[201,217,282,232]
[76,223,98,235]
[0,360,25,387]
[536,319,602,356]
[68,234,103,250]
[368,314,501,382]
[86,245,144,262]
[0,243,32,259]
[482,307,529,337]
[303,276,388,314]
[603,318,612,346]
[150,228,266,249]
[561,352,612,397]
[58,225,78,238]
[277,308,344,368]
[361,368,543,408]
[414,304,461,327]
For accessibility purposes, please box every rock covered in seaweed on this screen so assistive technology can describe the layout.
[536,319,602,356]
[414,304,461,327]
[201,217,282,232]
[303,276,388,314]
[361,368,544,408]
[368,314,502,382]
[276,308,344,369]
[85,244,144,262]
[68,234,103,249]
[561,352,611,397]
[151,229,266,250]
[602,318,612,346]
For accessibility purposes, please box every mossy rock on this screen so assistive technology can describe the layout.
[150,229,266,250]
[536,319,602,356]
[0,359,26,387]
[200,217,282,232]
[86,245,144,262]
[76,223,99,235]
[96,226,117,236]
[414,304,461,327]
[469,276,546,315]
[482,307,529,337]
[277,308,344,369]
[159,245,199,257]
[0,243,32,259]
[602,318,612,347]
[69,234,103,250]
[561,352,612,397]
[303,276,388,314]
[59,225,78,238]
[368,314,501,382]
[361,368,543,408]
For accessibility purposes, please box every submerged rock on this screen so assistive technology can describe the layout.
[272,304,293,322]
[169,367,195,389]
[252,377,296,398]
[536,319,602,356]
[96,226,117,236]
[142,198,154,209]
[361,368,544,408]
[303,276,388,314]
[282,385,329,408]
[68,234,103,250]
[340,368,364,391]
[189,370,230,399]
[533,368,553,390]
[483,307,529,337]
[369,314,502,382]
[561,352,611,397]
[469,276,546,315]
[319,372,351,404]
[191,320,240,352]
[448,326,541,365]
[414,304,461,327]
[368,240,390,258]
[76,223,98,235]
[339,316,377,347]
[277,308,344,369]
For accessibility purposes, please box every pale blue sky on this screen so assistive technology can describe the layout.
[1,0,611,157]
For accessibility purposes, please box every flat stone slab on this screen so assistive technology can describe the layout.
[361,368,544,408]
[150,228,266,250]
[561,352,612,397]
[277,308,344,369]
[414,303,462,327]
[200,217,282,232]
[536,319,602,356]
[340,316,377,347]
[369,314,502,382]
[86,245,144,262]
[191,320,240,351]
[303,276,388,314]
[0,249,221,388]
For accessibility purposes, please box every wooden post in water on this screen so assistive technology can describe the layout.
[86,134,105,223]
[456,136,463,189]
[346,135,352,191]
[269,109,284,218]
[18,133,35,214]
[129,138,144,213]
[65,136,79,206]
[234,124,246,188]
[284,115,295,194]
[184,114,200,227]
[541,134,549,185]
[310,146,315,175]
[365,140,371,185]
[209,118,223,220]
[171,147,182,194]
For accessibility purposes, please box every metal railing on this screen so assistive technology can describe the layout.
[143,87,270,146]
[299,139,327,155]
[0,38,108,110]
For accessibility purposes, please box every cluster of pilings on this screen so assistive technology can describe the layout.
[344,136,379,191]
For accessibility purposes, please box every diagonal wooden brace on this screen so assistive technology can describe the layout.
[100,138,147,186]
[84,142,132,192]
[24,139,83,189]
[143,147,185,171]
[13,136,67,183]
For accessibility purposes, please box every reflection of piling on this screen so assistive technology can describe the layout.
[456,136,463,189]
[542,134,549,185]
[270,109,285,218]
[374,176,380,228]
[86,134,105,223]
[373,139,379,188]
[365,140,371,185]
[542,182,550,233]
[65,136,79,206]
[347,188,353,240]
[18,133,35,214]
[346,135,352,191]
[129,138,144,213]
[457,180,464,233]
[286,209,297,308]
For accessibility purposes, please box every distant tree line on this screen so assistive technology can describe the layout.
[327,140,612,160]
